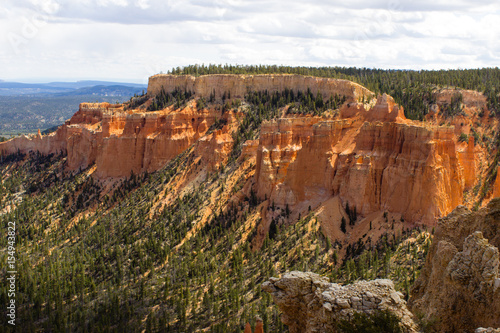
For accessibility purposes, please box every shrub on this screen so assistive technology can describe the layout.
[336,309,403,333]
[458,133,468,143]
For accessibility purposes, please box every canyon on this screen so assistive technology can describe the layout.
[263,271,417,333]
[0,74,495,228]
[1,70,499,332]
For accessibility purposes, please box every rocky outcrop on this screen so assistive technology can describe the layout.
[262,271,417,333]
[341,94,405,123]
[243,317,264,333]
[93,103,222,177]
[148,74,374,103]
[254,96,465,225]
[410,198,500,332]
[434,88,488,111]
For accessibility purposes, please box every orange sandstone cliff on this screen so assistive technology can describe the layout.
[0,101,223,178]
[0,75,374,178]
[254,94,465,225]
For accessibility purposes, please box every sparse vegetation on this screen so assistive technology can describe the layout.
[148,87,194,111]
[336,309,403,333]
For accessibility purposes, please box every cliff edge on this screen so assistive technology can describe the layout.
[147,74,374,103]
[409,198,500,332]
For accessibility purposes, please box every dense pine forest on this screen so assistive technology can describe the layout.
[0,150,429,333]
[1,65,499,332]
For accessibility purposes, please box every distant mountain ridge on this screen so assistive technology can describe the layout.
[0,80,147,96]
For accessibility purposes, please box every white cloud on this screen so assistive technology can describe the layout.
[135,0,150,10]
[0,0,498,82]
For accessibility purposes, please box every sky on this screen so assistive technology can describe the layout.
[0,0,499,83]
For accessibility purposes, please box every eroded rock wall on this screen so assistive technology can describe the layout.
[0,127,67,157]
[148,74,374,102]
[0,101,223,178]
[254,104,465,224]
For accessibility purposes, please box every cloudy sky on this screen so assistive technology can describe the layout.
[1,0,499,83]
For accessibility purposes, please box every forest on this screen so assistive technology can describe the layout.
[0,150,430,332]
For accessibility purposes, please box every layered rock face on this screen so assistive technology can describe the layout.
[434,88,488,111]
[0,102,222,178]
[93,104,221,178]
[0,75,374,179]
[0,127,67,157]
[410,198,500,332]
[262,271,417,333]
[148,74,374,102]
[255,97,465,224]
[458,136,477,189]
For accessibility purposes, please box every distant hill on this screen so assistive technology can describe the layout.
[45,80,147,89]
[0,82,74,96]
[54,85,146,97]
[0,80,147,96]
